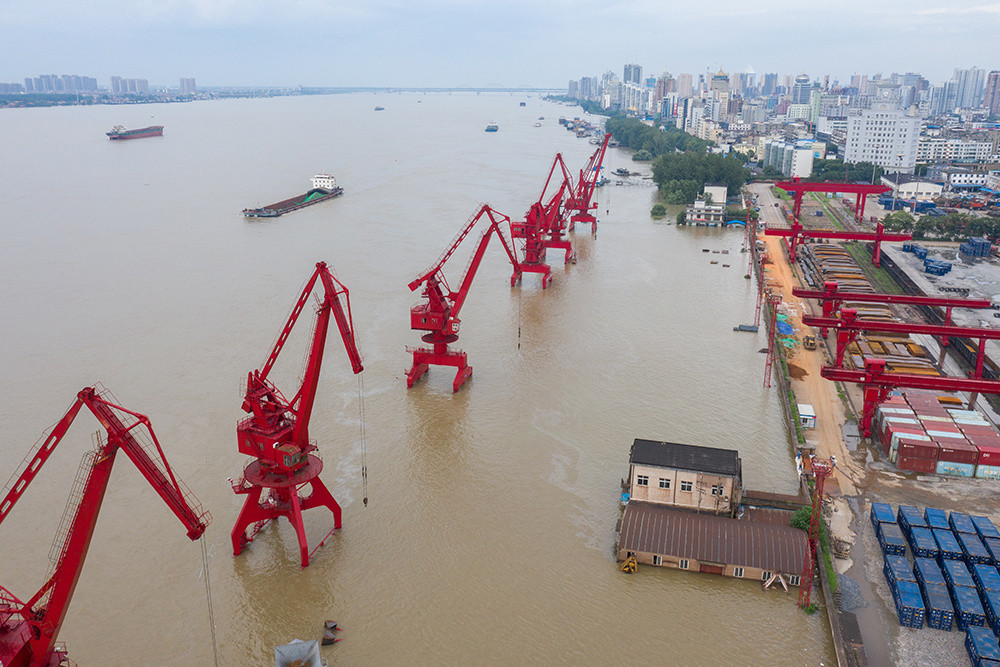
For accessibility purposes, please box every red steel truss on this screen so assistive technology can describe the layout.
[566,133,610,234]
[799,458,834,609]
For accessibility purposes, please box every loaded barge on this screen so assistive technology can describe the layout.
[106,125,163,140]
[243,174,343,218]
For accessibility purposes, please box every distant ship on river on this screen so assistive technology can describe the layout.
[106,125,163,140]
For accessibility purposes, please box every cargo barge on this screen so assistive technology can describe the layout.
[106,125,163,140]
[243,174,343,218]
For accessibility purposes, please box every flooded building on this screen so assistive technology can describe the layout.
[627,439,742,516]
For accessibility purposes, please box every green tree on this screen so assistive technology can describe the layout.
[633,149,653,162]
[882,211,915,232]
[650,203,666,217]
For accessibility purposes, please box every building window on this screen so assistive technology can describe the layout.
[680,481,693,492]
[653,555,662,566]
[733,567,744,578]
[658,478,670,489]
[762,571,772,581]
[636,475,649,486]
[711,485,723,496]
[679,559,689,570]
[788,575,801,586]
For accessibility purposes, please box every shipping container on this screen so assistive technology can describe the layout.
[936,460,977,477]
[885,553,918,585]
[953,512,979,534]
[973,516,1000,541]
[977,446,1000,468]
[976,464,1000,480]
[914,557,946,587]
[953,585,987,630]
[898,506,928,533]
[983,589,1000,634]
[907,527,939,559]
[968,626,1000,664]
[877,522,908,556]
[871,502,896,526]
[925,507,950,531]
[940,442,981,465]
[899,455,938,474]
[943,558,977,588]
[893,579,925,628]
[921,582,955,631]
[973,563,1000,592]
[899,438,940,460]
[985,538,1000,565]
[959,531,994,565]
[935,529,965,560]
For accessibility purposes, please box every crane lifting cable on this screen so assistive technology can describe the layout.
[229,261,364,568]
[406,204,521,392]
[0,386,211,667]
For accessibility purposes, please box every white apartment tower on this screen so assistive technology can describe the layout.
[845,89,921,174]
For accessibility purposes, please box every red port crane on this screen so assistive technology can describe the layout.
[230,261,364,568]
[407,204,521,391]
[765,179,905,266]
[0,386,210,667]
[566,133,611,234]
[799,457,834,609]
[510,154,574,288]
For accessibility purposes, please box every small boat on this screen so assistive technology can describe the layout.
[519,101,526,106]
[485,122,499,132]
[538,116,544,120]
[533,122,541,127]
[374,106,385,111]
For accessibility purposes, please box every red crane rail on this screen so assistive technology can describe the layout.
[407,204,521,391]
[566,133,610,234]
[822,358,1000,437]
[510,154,574,288]
[766,179,904,266]
[230,261,364,567]
[0,386,210,667]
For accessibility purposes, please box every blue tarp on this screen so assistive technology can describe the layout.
[726,219,746,226]
[777,321,794,335]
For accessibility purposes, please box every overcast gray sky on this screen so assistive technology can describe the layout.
[1,0,997,87]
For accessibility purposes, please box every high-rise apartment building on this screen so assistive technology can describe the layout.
[983,71,1000,117]
[953,67,987,109]
[845,89,921,173]
[761,73,778,96]
[675,73,693,97]
[791,74,811,105]
[623,64,642,85]
[179,78,197,94]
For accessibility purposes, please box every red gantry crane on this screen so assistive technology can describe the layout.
[407,204,521,391]
[0,386,210,667]
[510,154,574,288]
[230,261,364,568]
[565,133,611,234]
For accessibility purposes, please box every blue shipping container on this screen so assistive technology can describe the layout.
[973,516,1000,541]
[974,564,1000,592]
[935,529,965,560]
[959,531,993,565]
[926,507,950,530]
[871,502,896,527]
[885,554,918,585]
[967,626,1000,663]
[983,589,1000,633]
[878,522,908,556]
[914,557,946,587]
[898,505,928,534]
[921,583,955,631]
[986,538,1000,565]
[894,580,925,628]
[908,526,939,558]
[953,512,979,534]
[953,585,987,630]
[943,559,977,589]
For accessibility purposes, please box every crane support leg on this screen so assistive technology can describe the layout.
[407,347,472,392]
[515,264,552,288]
[231,485,271,557]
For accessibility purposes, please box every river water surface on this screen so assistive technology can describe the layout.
[0,93,833,664]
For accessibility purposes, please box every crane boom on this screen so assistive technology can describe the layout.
[406,204,520,392]
[231,261,364,567]
[567,133,610,234]
[0,386,210,667]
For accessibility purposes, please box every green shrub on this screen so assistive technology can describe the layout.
[633,149,653,162]
[650,203,666,218]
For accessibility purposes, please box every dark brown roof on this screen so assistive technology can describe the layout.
[618,501,806,574]
[629,439,741,477]
[743,489,809,508]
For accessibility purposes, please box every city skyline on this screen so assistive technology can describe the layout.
[1,0,998,88]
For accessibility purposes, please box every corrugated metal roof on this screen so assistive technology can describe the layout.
[629,439,741,477]
[618,501,807,574]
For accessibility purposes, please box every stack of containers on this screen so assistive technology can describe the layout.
[985,538,1000,565]
[915,557,956,630]
[909,526,940,559]
[949,409,1000,479]
[884,554,925,627]
[924,259,952,276]
[959,531,994,565]
[972,564,1000,594]
[872,502,907,555]
[942,543,988,630]
[926,507,951,531]
[967,626,1000,667]
[959,237,993,257]
[973,516,1000,542]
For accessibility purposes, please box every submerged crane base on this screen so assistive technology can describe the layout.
[406,346,471,392]
[231,454,342,568]
[568,213,597,235]
[514,263,552,288]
